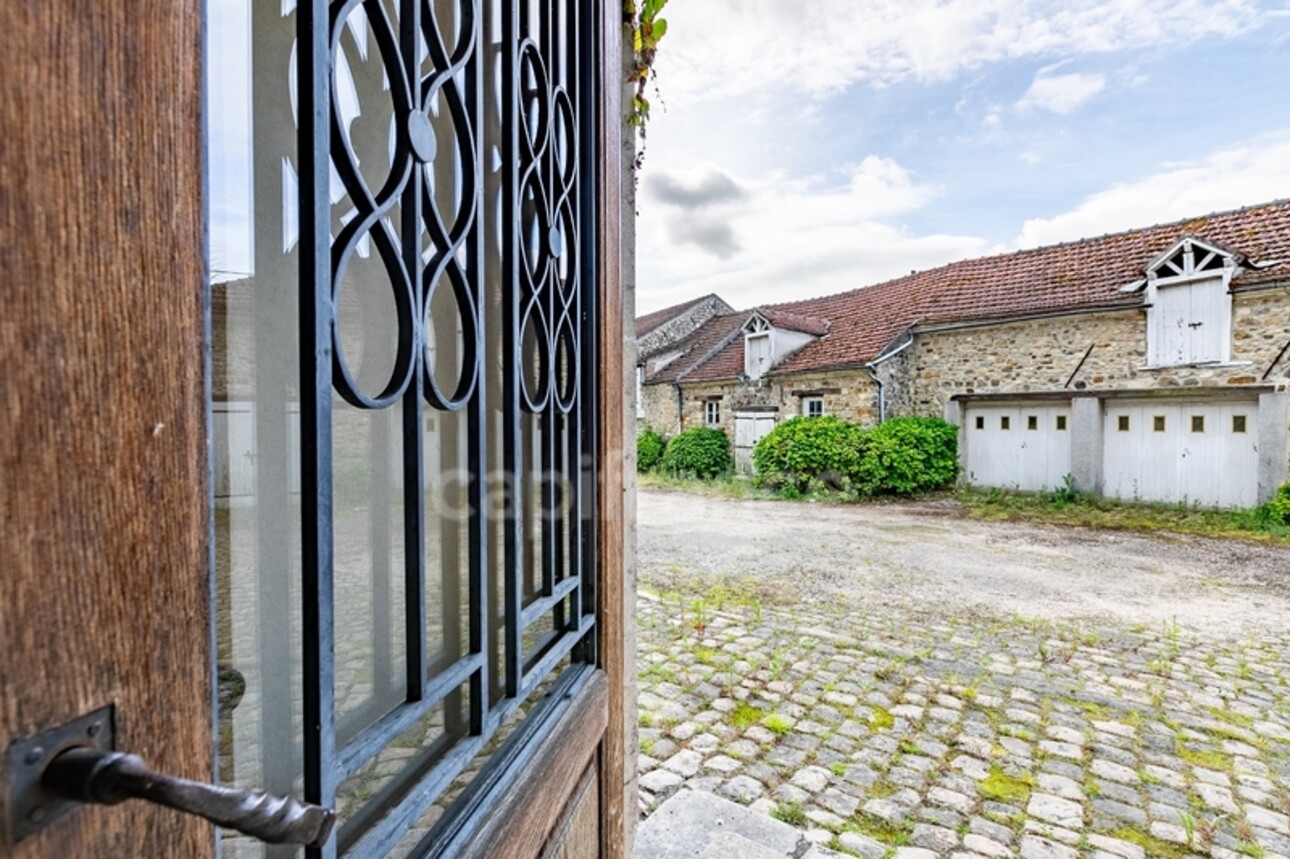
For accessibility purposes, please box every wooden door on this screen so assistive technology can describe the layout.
[0,1,212,856]
[2,1,626,857]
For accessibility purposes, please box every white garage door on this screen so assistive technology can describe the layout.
[1102,400,1259,508]
[964,404,1072,492]
[734,411,776,474]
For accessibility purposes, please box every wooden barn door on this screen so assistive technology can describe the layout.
[2,1,626,857]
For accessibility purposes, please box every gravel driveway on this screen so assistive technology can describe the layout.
[637,489,1290,637]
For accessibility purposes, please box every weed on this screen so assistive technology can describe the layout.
[869,707,894,731]
[639,736,655,756]
[772,801,808,827]
[956,487,1290,544]
[763,713,795,736]
[1109,827,1189,859]
[730,701,761,731]
[830,762,848,778]
[848,811,911,845]
[868,780,897,799]
[977,766,1033,805]
[1178,810,1196,848]
[1177,745,1231,771]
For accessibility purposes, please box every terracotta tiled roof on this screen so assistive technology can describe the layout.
[635,293,718,336]
[645,312,747,384]
[759,307,831,336]
[656,199,1290,382]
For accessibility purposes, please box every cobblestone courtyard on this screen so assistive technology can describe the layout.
[635,490,1290,859]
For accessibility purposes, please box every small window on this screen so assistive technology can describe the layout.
[1117,415,1130,432]
[1000,416,1010,430]
[1191,415,1205,433]
[1233,415,1247,434]
[1055,415,1067,431]
[975,415,985,430]
[1153,416,1166,432]
[1027,415,1038,431]
[705,400,720,427]
[802,397,824,418]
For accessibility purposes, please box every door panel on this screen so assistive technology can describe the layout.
[0,2,210,857]
[734,413,775,474]
[1102,401,1259,508]
[964,405,1070,492]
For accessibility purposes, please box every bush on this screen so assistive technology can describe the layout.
[752,415,865,492]
[1258,482,1290,525]
[660,426,731,478]
[852,417,960,496]
[636,427,667,473]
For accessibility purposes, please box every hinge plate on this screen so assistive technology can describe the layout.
[5,705,115,845]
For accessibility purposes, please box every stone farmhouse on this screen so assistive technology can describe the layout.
[639,200,1290,508]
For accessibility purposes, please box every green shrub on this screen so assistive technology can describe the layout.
[660,426,731,478]
[1258,482,1290,525]
[852,417,959,496]
[636,427,667,473]
[752,415,865,492]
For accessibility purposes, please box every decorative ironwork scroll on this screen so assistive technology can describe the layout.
[289,0,599,855]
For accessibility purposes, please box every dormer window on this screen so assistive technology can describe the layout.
[744,314,773,379]
[1145,237,1237,367]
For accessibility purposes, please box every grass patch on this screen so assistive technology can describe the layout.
[869,707,895,731]
[772,801,808,827]
[763,713,795,736]
[976,766,1033,805]
[847,812,911,845]
[638,471,773,500]
[730,701,761,731]
[1110,826,1190,859]
[868,780,897,799]
[639,736,655,756]
[1177,745,1232,771]
[957,487,1290,544]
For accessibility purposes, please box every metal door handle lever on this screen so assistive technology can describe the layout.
[43,747,335,848]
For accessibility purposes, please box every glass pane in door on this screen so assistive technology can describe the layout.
[208,1,304,857]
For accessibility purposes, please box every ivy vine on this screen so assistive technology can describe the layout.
[624,0,669,172]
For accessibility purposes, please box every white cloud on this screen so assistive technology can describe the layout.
[1015,71,1106,114]
[636,159,987,311]
[655,0,1261,102]
[1015,131,1290,248]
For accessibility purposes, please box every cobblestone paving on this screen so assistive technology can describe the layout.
[636,589,1290,859]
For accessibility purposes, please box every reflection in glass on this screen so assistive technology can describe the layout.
[209,2,304,858]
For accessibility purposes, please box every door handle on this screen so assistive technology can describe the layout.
[41,748,335,848]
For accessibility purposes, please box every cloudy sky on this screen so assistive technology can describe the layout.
[635,0,1290,313]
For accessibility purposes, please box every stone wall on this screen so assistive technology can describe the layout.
[637,294,733,359]
[641,368,881,440]
[640,382,681,435]
[906,287,1290,417]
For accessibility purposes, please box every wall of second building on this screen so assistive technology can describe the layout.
[905,288,1290,418]
[640,370,881,439]
[903,288,1290,503]
[640,381,682,436]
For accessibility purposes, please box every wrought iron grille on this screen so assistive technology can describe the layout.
[290,0,600,854]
